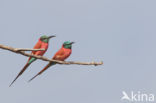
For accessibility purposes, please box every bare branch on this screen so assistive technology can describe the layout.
[0,44,103,66]
[15,48,45,52]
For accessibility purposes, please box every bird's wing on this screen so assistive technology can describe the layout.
[27,40,42,62]
[31,40,42,54]
[52,48,65,60]
[34,43,48,56]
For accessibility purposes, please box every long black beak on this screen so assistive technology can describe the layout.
[70,42,75,45]
[48,35,56,39]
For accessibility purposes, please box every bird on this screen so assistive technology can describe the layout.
[28,41,74,82]
[9,35,56,87]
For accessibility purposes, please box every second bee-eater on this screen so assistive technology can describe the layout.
[9,35,55,87]
[29,41,74,82]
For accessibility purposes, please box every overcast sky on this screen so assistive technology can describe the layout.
[0,0,156,103]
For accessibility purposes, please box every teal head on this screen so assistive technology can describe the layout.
[63,41,75,49]
[40,35,56,43]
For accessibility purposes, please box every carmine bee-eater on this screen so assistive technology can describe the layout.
[28,41,74,82]
[9,35,56,87]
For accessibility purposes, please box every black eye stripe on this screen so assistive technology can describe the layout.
[41,38,46,40]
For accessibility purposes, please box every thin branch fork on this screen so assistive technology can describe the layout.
[0,44,103,66]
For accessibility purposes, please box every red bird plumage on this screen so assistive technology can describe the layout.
[28,41,74,82]
[53,46,72,60]
[9,35,55,87]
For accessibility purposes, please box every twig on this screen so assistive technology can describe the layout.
[15,48,45,52]
[0,44,103,66]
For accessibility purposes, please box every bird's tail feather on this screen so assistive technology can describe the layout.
[9,63,30,87]
[9,58,36,87]
[28,62,56,82]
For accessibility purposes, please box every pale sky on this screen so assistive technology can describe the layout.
[0,0,156,103]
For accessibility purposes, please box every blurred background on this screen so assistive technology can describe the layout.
[0,0,155,103]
